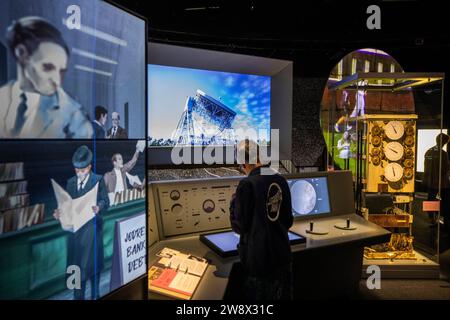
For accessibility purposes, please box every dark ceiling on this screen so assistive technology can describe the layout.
[111,0,450,76]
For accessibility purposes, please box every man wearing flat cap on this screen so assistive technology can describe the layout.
[53,145,109,300]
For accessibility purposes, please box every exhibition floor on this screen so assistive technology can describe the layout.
[356,279,450,300]
[47,266,450,300]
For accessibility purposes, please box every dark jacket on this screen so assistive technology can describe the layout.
[107,126,128,139]
[230,166,293,277]
[66,173,109,280]
[423,146,450,189]
[92,121,106,139]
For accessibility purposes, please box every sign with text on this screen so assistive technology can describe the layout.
[423,201,440,212]
[110,212,146,291]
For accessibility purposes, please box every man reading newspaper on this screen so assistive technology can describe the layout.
[53,145,109,300]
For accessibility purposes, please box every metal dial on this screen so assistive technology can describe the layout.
[405,125,415,136]
[202,199,215,213]
[371,125,381,136]
[170,190,180,201]
[404,168,414,180]
[405,136,415,147]
[371,156,381,166]
[384,121,405,140]
[371,147,381,156]
[404,159,414,168]
[372,136,382,147]
[384,163,404,182]
[384,142,404,161]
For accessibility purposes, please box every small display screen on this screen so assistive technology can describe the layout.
[201,230,304,257]
[287,177,331,217]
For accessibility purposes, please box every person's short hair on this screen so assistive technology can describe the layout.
[111,153,122,165]
[95,106,108,120]
[6,16,70,58]
[112,111,120,121]
[236,139,260,165]
[436,133,450,146]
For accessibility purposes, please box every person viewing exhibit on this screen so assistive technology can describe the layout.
[423,133,450,252]
[229,140,294,300]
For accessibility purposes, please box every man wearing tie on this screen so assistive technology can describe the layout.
[53,145,109,300]
[107,111,128,139]
[0,17,93,139]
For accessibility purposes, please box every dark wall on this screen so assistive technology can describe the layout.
[292,77,328,168]
[113,0,450,168]
[0,43,6,87]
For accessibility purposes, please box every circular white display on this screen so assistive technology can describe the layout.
[171,204,183,215]
[384,163,404,182]
[291,180,316,215]
[384,121,405,140]
[202,200,215,213]
[384,141,404,161]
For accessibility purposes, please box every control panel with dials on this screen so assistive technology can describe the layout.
[152,178,241,237]
[365,115,417,193]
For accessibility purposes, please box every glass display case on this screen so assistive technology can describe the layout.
[324,71,445,276]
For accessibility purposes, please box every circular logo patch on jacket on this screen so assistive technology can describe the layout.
[266,183,283,222]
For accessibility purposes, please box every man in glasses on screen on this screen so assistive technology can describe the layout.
[107,111,128,139]
[0,17,93,139]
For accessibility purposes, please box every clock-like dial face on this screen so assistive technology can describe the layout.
[384,121,405,140]
[384,141,404,161]
[171,204,183,216]
[202,199,215,213]
[384,163,404,182]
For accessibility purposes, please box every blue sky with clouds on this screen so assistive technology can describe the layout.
[148,64,271,140]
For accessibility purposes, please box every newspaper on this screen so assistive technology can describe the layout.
[136,140,146,153]
[51,179,98,232]
[126,173,142,186]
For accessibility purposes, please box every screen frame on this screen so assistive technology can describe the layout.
[146,42,293,167]
[287,175,332,218]
[283,171,340,221]
[100,0,148,301]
